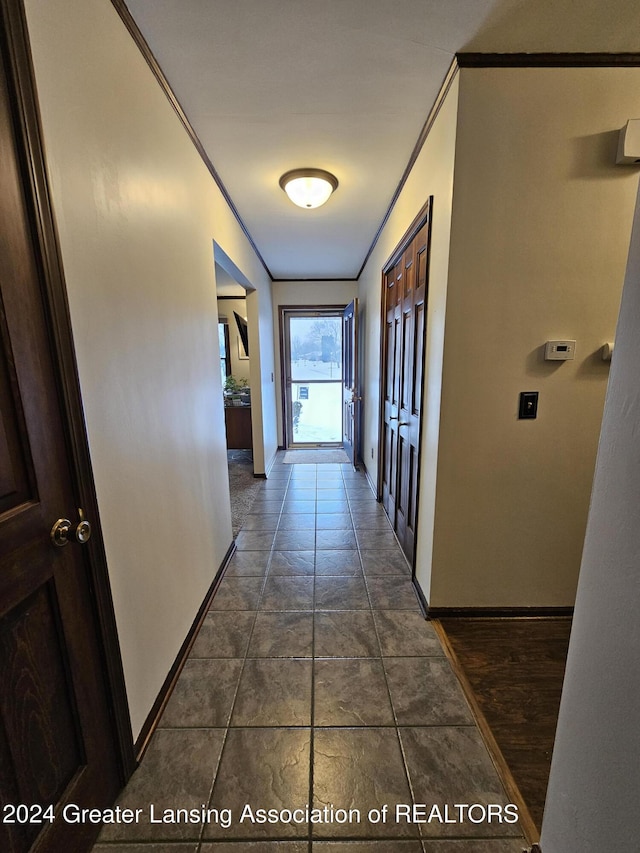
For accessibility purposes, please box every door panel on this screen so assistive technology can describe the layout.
[401,307,412,412]
[385,318,394,404]
[380,204,432,568]
[382,260,404,524]
[0,18,122,852]
[0,306,35,514]
[413,300,425,415]
[1,586,84,804]
[395,431,408,545]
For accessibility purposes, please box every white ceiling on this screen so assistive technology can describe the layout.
[215,264,247,297]
[124,0,640,280]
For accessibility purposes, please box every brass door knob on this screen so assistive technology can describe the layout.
[51,518,72,547]
[51,509,91,547]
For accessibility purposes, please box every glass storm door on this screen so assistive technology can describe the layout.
[283,310,343,446]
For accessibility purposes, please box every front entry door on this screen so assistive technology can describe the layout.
[1,14,123,853]
[342,299,359,468]
[282,309,344,447]
[380,203,431,566]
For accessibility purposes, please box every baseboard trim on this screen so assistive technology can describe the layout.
[134,540,236,761]
[432,620,540,845]
[428,606,574,619]
[253,472,267,479]
[263,446,280,477]
[359,457,380,500]
[412,575,429,618]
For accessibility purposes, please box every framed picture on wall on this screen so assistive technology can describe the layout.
[234,311,249,358]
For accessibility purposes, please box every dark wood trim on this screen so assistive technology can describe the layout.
[376,199,433,575]
[376,261,389,499]
[134,540,236,761]
[253,472,267,479]
[217,294,247,301]
[357,60,458,279]
[376,202,433,503]
[278,304,349,312]
[457,51,640,68]
[219,321,231,378]
[381,199,432,273]
[278,307,289,448]
[432,620,540,845]
[110,0,272,281]
[428,606,574,618]
[272,277,360,283]
[409,207,433,578]
[356,50,640,281]
[1,0,135,782]
[412,576,429,619]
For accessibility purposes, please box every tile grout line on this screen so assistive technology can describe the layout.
[198,466,292,849]
[263,457,316,848]
[343,470,381,617]
[215,458,487,849]
[102,458,458,850]
[346,469,428,846]
[201,462,289,847]
[255,465,291,606]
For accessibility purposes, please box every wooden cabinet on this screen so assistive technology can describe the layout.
[224,405,252,449]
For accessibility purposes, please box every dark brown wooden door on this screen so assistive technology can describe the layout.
[342,298,359,467]
[382,260,402,517]
[381,204,431,566]
[0,22,121,853]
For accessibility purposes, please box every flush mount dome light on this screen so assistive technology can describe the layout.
[279,168,338,209]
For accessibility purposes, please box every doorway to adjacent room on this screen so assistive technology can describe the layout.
[216,265,260,534]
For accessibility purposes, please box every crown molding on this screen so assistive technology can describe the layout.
[356,57,459,279]
[110,0,273,280]
[457,51,640,67]
[356,50,640,278]
[107,10,640,288]
[271,277,359,283]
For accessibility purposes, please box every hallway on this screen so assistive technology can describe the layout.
[94,456,526,851]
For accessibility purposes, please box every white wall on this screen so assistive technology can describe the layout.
[541,178,640,853]
[359,65,640,608]
[25,0,276,737]
[358,73,460,597]
[247,286,278,473]
[271,280,358,447]
[430,67,640,607]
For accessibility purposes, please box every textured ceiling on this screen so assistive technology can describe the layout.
[124,0,640,280]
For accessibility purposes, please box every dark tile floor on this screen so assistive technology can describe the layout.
[94,456,526,852]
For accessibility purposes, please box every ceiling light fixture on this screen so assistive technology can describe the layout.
[279,168,338,209]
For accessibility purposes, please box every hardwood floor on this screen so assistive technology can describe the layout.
[437,616,572,834]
